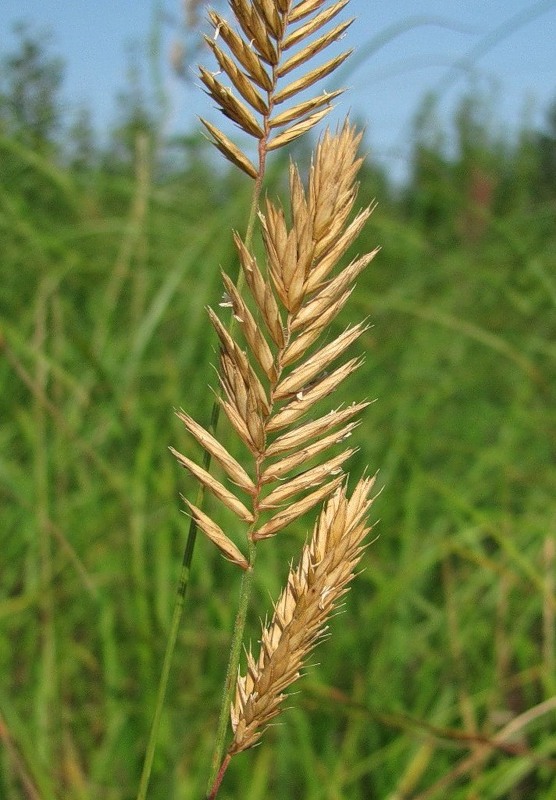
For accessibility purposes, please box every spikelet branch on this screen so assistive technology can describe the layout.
[200,0,354,177]
[229,476,376,753]
[172,122,377,562]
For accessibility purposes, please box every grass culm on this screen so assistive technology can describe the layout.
[138,1,380,797]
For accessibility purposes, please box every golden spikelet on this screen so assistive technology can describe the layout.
[229,476,376,753]
[171,122,378,562]
[200,0,354,176]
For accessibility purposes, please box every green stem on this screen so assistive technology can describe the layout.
[206,539,257,798]
[136,397,218,800]
[135,559,189,800]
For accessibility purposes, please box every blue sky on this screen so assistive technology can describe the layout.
[1,0,555,181]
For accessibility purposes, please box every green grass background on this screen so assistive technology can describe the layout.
[1,98,555,800]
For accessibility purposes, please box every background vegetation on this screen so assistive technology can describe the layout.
[1,18,555,800]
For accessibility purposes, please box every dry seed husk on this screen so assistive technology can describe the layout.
[266,357,363,433]
[220,360,256,436]
[283,223,312,311]
[205,38,269,115]
[208,308,250,377]
[221,273,277,381]
[273,323,367,400]
[259,191,313,313]
[289,277,353,333]
[266,402,369,457]
[230,477,376,753]
[170,447,254,522]
[259,450,354,509]
[278,19,353,76]
[253,475,344,539]
[221,99,265,140]
[267,116,332,171]
[261,420,361,482]
[311,202,364,270]
[219,348,270,419]
[244,385,266,452]
[230,0,278,64]
[247,362,272,416]
[273,51,351,105]
[252,0,283,38]
[260,208,289,307]
[218,396,258,453]
[219,353,244,406]
[298,246,377,320]
[269,89,342,129]
[200,118,257,178]
[200,67,265,139]
[307,212,376,291]
[289,163,308,229]
[267,107,334,151]
[310,126,363,222]
[289,0,329,24]
[221,355,248,416]
[280,300,350,366]
[183,497,248,569]
[175,410,256,494]
[209,12,273,91]
[234,234,285,348]
[282,0,351,50]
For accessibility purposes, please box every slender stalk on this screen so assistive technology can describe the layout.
[206,754,232,800]
[135,556,191,800]
[34,280,57,768]
[136,402,218,800]
[206,538,257,797]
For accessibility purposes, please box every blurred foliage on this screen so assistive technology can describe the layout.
[0,22,64,151]
[1,22,555,800]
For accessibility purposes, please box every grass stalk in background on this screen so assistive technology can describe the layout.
[33,280,57,769]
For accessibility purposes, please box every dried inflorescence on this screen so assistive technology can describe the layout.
[172,122,379,766]
[171,122,378,566]
[171,3,379,786]
[199,0,354,176]
[230,476,376,752]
